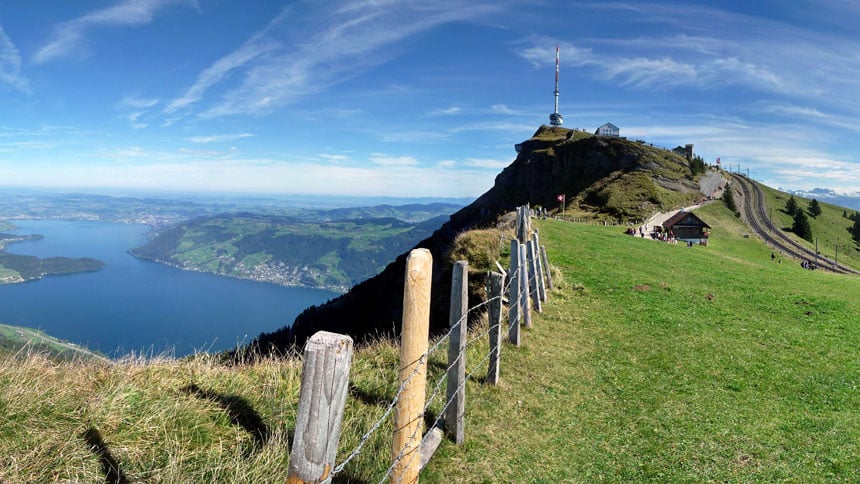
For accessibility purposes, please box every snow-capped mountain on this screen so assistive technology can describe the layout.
[782,188,860,211]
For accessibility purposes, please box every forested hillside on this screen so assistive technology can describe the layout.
[131,214,446,291]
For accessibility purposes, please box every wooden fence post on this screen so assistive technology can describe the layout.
[527,240,542,313]
[541,245,553,291]
[520,243,532,329]
[515,207,524,244]
[287,331,354,484]
[446,260,468,445]
[507,240,521,346]
[532,232,547,303]
[392,249,433,484]
[486,271,505,385]
[517,205,530,244]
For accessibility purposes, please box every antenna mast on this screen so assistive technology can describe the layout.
[549,44,564,126]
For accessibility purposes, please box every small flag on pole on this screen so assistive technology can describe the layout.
[557,194,564,202]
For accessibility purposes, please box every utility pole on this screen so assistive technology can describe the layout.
[815,237,819,267]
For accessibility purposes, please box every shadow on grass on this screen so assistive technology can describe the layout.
[349,384,393,407]
[332,473,371,484]
[81,427,130,484]
[180,383,271,449]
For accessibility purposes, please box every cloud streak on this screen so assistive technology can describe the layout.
[517,37,786,93]
[0,25,29,93]
[34,0,197,64]
[167,0,502,120]
[184,133,254,144]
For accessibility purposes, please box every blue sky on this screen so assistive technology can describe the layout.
[1,1,860,198]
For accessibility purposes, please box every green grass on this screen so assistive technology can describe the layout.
[759,183,860,269]
[0,324,108,361]
[424,202,860,481]
[2,201,859,481]
[0,265,21,282]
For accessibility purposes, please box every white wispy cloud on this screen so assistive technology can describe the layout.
[167,0,503,120]
[517,37,786,92]
[369,153,419,167]
[116,95,160,128]
[1,154,493,197]
[427,106,462,116]
[463,158,510,169]
[757,102,825,118]
[34,0,197,64]
[163,26,283,115]
[319,154,350,163]
[116,95,159,110]
[184,133,254,144]
[491,104,519,115]
[0,25,30,93]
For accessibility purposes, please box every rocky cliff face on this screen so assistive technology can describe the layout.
[247,126,701,355]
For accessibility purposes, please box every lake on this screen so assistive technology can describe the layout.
[0,220,337,358]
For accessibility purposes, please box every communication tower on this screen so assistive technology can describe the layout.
[549,44,564,126]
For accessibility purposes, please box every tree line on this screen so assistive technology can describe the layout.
[784,195,819,242]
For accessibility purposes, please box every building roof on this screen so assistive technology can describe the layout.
[661,211,711,230]
[598,122,619,130]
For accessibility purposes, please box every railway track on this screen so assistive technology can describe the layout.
[729,173,858,275]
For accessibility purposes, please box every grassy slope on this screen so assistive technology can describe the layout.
[759,183,860,268]
[2,201,859,481]
[425,201,860,481]
[0,323,109,362]
[136,215,431,290]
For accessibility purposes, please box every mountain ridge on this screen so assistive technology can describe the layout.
[247,126,708,355]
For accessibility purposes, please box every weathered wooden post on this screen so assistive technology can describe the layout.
[486,271,505,385]
[527,240,542,313]
[517,205,531,244]
[520,243,532,329]
[523,204,531,242]
[392,249,433,484]
[532,232,547,302]
[541,245,553,290]
[515,207,524,245]
[507,240,521,346]
[445,260,468,445]
[287,331,354,484]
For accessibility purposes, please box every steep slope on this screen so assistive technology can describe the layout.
[248,126,705,355]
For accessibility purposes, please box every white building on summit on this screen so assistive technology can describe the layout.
[595,122,619,137]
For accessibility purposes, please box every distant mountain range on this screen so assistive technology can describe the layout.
[782,188,860,211]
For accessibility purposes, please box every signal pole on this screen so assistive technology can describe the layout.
[549,45,564,127]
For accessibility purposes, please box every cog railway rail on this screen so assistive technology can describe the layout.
[729,173,859,275]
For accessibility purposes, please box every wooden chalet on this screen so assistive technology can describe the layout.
[661,211,711,244]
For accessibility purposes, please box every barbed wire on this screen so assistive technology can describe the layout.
[332,217,546,480]
[384,336,496,484]
[332,289,503,476]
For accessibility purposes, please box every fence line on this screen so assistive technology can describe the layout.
[330,270,520,478]
[289,205,553,483]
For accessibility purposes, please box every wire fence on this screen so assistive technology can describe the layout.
[286,204,553,483]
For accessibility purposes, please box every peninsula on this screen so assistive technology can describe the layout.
[0,232,105,284]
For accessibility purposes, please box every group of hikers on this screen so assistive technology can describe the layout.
[625,225,678,244]
[770,251,818,270]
